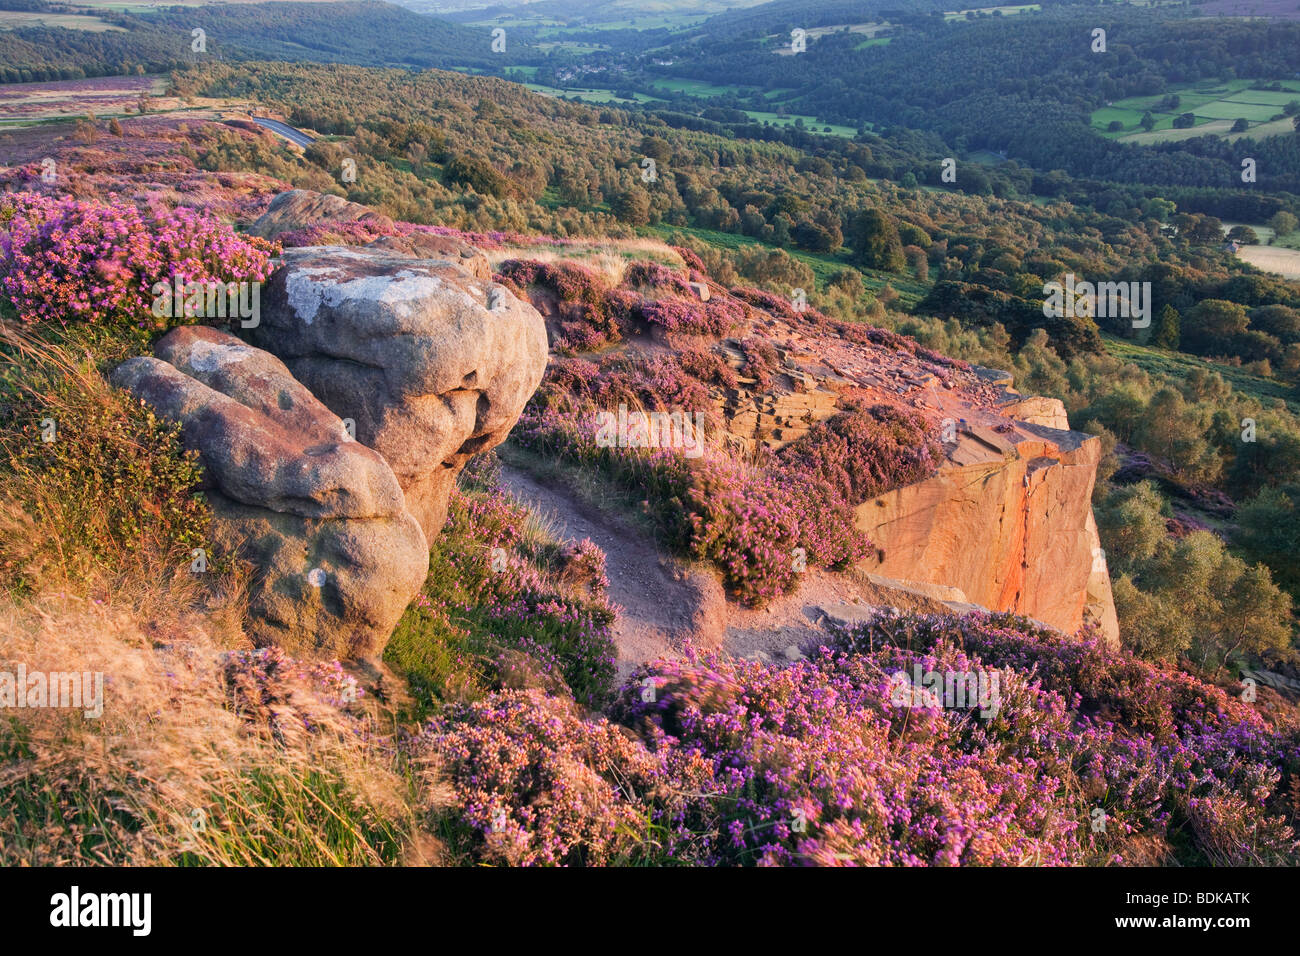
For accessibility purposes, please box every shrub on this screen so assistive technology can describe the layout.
[427,608,1300,867]
[420,690,665,866]
[0,192,277,329]
[0,328,210,591]
[776,403,939,505]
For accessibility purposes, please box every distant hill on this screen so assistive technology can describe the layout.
[0,1,501,80]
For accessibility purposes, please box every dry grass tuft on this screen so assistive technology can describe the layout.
[0,579,437,865]
[485,237,684,286]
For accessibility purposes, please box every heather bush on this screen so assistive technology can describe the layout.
[622,260,695,297]
[672,245,706,274]
[677,344,739,390]
[275,219,392,247]
[831,611,1300,865]
[496,258,610,307]
[0,192,276,329]
[514,401,870,605]
[640,296,745,338]
[737,334,779,388]
[775,403,940,505]
[614,648,1087,865]
[420,690,665,866]
[496,258,629,354]
[426,610,1298,867]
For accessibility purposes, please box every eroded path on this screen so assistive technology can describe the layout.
[499,461,950,677]
[498,463,716,678]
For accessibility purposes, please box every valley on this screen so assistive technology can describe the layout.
[0,0,1298,880]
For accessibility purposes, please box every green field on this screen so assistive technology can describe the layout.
[944,4,1041,20]
[535,41,611,53]
[524,83,665,105]
[739,110,859,137]
[1091,79,1300,141]
[520,79,857,136]
[0,10,124,30]
[647,223,928,306]
[648,78,748,97]
[538,14,709,33]
[1102,333,1298,415]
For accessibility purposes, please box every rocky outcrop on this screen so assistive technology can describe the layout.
[111,326,428,660]
[251,246,548,537]
[364,233,492,280]
[853,415,1119,643]
[250,189,395,240]
[679,302,1120,644]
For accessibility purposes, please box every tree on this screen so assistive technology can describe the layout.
[1172,112,1196,129]
[1236,484,1300,599]
[1249,304,1300,343]
[639,135,672,163]
[793,220,837,253]
[609,187,651,226]
[1226,224,1258,244]
[1140,111,1156,131]
[1183,299,1249,353]
[73,115,98,145]
[442,154,513,199]
[1094,481,1167,573]
[848,207,905,272]
[1268,211,1298,237]
[1154,303,1180,349]
[904,245,928,281]
[406,141,427,175]
[1116,528,1293,672]
[1230,117,1249,133]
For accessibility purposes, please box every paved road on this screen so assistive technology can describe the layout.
[247,116,315,148]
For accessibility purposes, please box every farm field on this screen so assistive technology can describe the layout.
[738,110,859,137]
[0,10,124,30]
[1236,244,1300,280]
[944,4,1041,20]
[1224,115,1297,143]
[648,78,749,97]
[539,14,710,31]
[1090,79,1300,142]
[648,222,929,305]
[523,83,665,105]
[521,78,854,136]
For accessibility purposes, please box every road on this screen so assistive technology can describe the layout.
[247,116,315,148]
